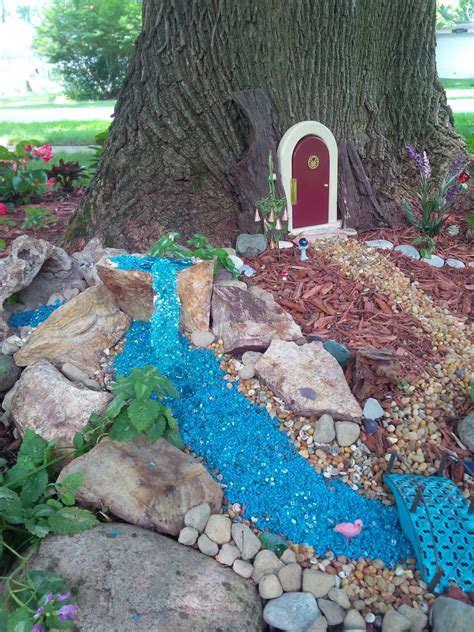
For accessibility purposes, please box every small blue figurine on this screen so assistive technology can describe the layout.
[298,237,309,261]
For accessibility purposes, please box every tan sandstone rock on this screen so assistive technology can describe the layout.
[14,285,130,373]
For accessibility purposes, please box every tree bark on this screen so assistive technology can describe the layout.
[66,0,464,250]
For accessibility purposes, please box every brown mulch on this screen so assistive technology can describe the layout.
[0,423,20,465]
[0,190,83,257]
[248,248,437,384]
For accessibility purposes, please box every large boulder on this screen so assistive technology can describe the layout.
[14,285,130,373]
[430,597,473,632]
[0,236,78,339]
[211,285,302,353]
[96,256,214,332]
[10,360,111,447]
[29,523,264,632]
[57,437,223,536]
[255,340,362,421]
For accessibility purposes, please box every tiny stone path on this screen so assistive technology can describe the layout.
[112,255,412,565]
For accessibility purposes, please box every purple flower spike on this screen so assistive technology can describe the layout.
[405,145,424,173]
[31,625,45,632]
[33,607,45,619]
[58,604,78,622]
[56,592,72,602]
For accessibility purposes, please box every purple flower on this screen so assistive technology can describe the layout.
[31,625,45,632]
[44,593,53,604]
[57,604,78,622]
[33,607,44,619]
[56,592,72,602]
[422,151,431,178]
[405,145,424,173]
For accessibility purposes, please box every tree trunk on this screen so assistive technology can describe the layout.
[66,0,463,250]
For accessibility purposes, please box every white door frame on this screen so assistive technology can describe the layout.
[277,121,339,233]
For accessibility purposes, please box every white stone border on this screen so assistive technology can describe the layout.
[277,121,339,233]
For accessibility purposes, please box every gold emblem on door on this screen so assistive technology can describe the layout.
[307,155,319,169]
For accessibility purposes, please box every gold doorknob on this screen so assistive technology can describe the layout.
[291,178,297,205]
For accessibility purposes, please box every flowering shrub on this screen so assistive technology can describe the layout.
[402,147,469,238]
[0,141,54,206]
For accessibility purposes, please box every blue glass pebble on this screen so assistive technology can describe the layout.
[109,255,412,566]
[8,301,63,328]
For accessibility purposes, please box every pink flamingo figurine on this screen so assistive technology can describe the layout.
[333,519,363,546]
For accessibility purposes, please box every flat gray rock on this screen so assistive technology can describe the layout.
[363,397,384,420]
[446,258,465,269]
[365,239,394,250]
[29,524,264,632]
[430,596,473,632]
[236,233,267,258]
[263,592,320,632]
[255,340,362,421]
[421,254,444,267]
[58,437,223,536]
[394,244,420,259]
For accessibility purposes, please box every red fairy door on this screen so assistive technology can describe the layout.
[291,135,330,229]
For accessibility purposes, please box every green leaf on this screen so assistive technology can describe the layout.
[0,145,15,160]
[24,518,51,538]
[0,239,6,250]
[48,506,99,534]
[72,432,84,450]
[109,411,139,442]
[59,491,76,506]
[163,426,185,450]
[0,487,23,518]
[17,430,49,466]
[105,394,127,419]
[0,457,7,467]
[6,608,32,632]
[28,569,67,597]
[59,471,83,491]
[127,398,163,432]
[20,470,49,505]
[46,498,63,510]
[109,376,135,399]
[146,415,166,442]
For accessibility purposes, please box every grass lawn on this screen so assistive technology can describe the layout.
[0,94,116,110]
[0,120,110,146]
[453,112,474,152]
[440,78,474,90]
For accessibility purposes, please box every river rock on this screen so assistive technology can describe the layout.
[446,258,465,269]
[191,330,215,347]
[204,514,231,544]
[421,254,444,267]
[365,239,394,250]
[313,414,336,443]
[184,503,211,533]
[381,608,411,632]
[233,559,254,578]
[197,533,219,556]
[29,524,264,632]
[0,353,21,391]
[363,398,384,419]
[212,286,302,353]
[216,543,240,566]
[394,244,420,260]
[57,436,223,536]
[302,569,335,598]
[255,340,362,421]
[318,599,345,626]
[252,549,285,583]
[430,596,473,632]
[232,523,262,560]
[307,617,328,632]
[263,592,320,632]
[344,608,367,630]
[259,574,283,599]
[335,421,361,446]
[178,526,199,546]
[236,233,267,258]
[14,285,130,373]
[60,362,99,390]
[457,411,474,452]
[10,360,111,447]
[397,604,428,632]
[328,587,351,609]
[278,563,302,592]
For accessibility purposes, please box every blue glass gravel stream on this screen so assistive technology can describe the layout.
[113,255,412,565]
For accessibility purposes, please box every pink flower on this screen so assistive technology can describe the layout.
[32,144,53,163]
[23,144,33,151]
[47,178,55,190]
[0,202,8,216]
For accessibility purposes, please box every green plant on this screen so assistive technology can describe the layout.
[0,569,78,631]
[148,232,239,277]
[0,141,52,206]
[402,147,468,239]
[22,208,57,230]
[34,0,142,100]
[47,159,87,192]
[73,366,184,453]
[255,152,288,249]
[88,128,109,176]
[412,235,436,259]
